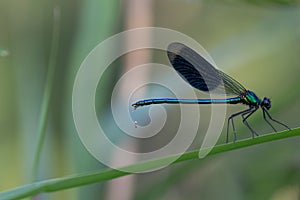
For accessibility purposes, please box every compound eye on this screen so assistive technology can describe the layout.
[263,97,271,109]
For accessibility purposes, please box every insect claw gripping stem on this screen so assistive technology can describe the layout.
[226,107,253,143]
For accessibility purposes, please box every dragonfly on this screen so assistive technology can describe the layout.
[132,42,290,142]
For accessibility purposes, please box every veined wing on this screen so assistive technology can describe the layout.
[167,42,247,96]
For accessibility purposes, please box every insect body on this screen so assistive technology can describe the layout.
[132,42,290,142]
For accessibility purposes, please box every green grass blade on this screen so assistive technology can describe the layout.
[1,128,299,200]
[31,6,61,181]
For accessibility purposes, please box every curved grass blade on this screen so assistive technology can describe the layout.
[1,128,299,200]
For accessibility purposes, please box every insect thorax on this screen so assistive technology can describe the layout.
[241,90,261,106]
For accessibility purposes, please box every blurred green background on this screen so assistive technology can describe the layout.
[0,0,300,199]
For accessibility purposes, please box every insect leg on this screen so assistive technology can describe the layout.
[227,107,253,143]
[262,107,291,130]
[242,106,259,138]
[262,108,277,132]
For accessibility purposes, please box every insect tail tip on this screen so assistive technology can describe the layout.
[132,104,139,111]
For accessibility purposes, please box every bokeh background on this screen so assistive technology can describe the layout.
[1,0,300,199]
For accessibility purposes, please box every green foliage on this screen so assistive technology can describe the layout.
[1,1,300,199]
[1,128,299,200]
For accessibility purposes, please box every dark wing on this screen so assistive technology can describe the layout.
[167,42,247,96]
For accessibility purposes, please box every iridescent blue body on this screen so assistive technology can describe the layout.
[132,42,290,142]
[134,96,241,106]
[134,90,261,107]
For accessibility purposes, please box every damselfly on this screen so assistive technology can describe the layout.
[132,42,290,142]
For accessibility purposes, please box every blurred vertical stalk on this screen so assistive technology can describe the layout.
[10,0,54,185]
[62,0,119,198]
[31,6,61,182]
[105,0,153,200]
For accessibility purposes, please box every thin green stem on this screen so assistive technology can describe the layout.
[1,128,299,200]
[31,6,61,182]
